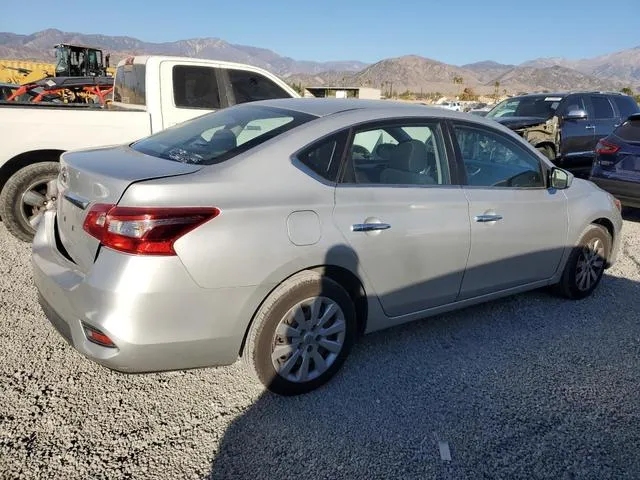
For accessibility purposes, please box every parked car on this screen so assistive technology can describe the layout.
[0,56,299,242]
[437,101,462,111]
[486,92,639,176]
[590,113,640,209]
[33,99,623,395]
[468,103,494,116]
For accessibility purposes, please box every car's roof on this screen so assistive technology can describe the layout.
[250,98,468,118]
[509,91,627,100]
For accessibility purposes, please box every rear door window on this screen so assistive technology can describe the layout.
[173,65,221,109]
[590,96,615,119]
[342,122,450,186]
[227,69,291,104]
[559,95,587,116]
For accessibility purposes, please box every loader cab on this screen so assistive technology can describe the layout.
[54,44,109,77]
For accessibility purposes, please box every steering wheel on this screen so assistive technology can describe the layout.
[466,163,482,177]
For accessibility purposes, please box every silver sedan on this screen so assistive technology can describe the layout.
[32,98,623,395]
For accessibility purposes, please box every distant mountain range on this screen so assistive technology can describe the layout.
[0,29,367,76]
[1,29,639,95]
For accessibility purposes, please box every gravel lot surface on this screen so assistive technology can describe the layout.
[1,215,640,480]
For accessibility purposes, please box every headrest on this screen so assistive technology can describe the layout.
[209,128,237,152]
[390,140,427,173]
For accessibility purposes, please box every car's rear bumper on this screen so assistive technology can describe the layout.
[589,175,640,209]
[32,211,266,373]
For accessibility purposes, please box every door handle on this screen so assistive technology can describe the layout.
[351,223,391,232]
[585,125,595,130]
[474,214,503,223]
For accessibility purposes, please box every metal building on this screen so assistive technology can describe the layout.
[305,86,381,100]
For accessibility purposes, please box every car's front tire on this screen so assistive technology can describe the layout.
[553,224,611,299]
[243,270,357,396]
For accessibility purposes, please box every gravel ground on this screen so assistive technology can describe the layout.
[1,215,640,480]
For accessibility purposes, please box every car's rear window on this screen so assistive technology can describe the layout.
[614,118,640,144]
[131,104,315,165]
[113,63,146,106]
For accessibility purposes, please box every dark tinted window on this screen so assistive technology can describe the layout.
[113,64,146,105]
[613,96,640,119]
[228,69,290,104]
[590,96,615,119]
[487,95,562,119]
[132,105,314,165]
[614,119,640,143]
[173,66,221,109]
[297,134,346,182]
[453,124,544,188]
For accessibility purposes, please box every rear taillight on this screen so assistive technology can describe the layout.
[83,204,219,255]
[595,140,620,155]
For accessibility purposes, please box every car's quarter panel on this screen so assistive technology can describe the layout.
[333,185,470,316]
[33,211,260,372]
[117,111,365,290]
[590,141,640,210]
[57,146,203,272]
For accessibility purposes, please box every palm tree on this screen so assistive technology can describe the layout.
[452,76,464,97]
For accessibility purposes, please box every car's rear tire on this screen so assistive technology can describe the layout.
[553,224,611,300]
[243,270,357,396]
[0,162,60,242]
[537,145,555,161]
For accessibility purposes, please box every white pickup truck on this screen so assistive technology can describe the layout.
[0,55,299,241]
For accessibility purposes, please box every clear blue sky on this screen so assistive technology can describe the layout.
[1,0,638,65]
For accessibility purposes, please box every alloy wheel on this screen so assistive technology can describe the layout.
[20,179,57,231]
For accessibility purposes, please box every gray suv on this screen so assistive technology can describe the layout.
[486,92,639,175]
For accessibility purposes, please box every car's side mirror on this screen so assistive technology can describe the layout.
[549,167,573,190]
[563,109,588,121]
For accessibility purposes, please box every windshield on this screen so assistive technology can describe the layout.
[132,105,315,165]
[487,95,562,119]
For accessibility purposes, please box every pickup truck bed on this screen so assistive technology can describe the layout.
[0,103,151,160]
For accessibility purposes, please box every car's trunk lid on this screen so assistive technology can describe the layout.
[56,145,202,272]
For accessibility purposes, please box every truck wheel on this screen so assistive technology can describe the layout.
[537,145,555,161]
[0,162,60,242]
